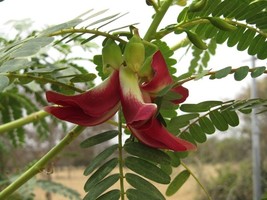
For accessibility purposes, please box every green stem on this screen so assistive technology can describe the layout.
[173,68,267,86]
[0,125,86,199]
[118,108,125,199]
[181,161,212,200]
[49,28,126,44]
[0,110,49,135]
[143,0,173,41]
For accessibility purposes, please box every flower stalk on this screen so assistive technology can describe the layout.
[118,108,125,200]
[143,0,173,41]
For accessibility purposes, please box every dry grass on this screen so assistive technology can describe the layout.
[35,164,220,200]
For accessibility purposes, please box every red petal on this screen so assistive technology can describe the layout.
[129,118,196,151]
[171,85,189,104]
[44,103,119,126]
[45,70,120,126]
[141,51,173,94]
[46,70,120,117]
[119,67,157,128]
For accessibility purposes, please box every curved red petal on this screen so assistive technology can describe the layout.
[46,70,120,117]
[129,118,196,151]
[44,103,119,126]
[171,85,189,104]
[141,51,173,94]
[119,67,157,127]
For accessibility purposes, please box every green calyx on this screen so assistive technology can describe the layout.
[123,35,145,73]
[102,39,123,72]
[138,54,154,80]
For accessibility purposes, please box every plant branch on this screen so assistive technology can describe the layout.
[143,0,173,41]
[155,18,210,39]
[0,110,49,135]
[174,68,267,86]
[0,125,86,199]
[49,28,126,44]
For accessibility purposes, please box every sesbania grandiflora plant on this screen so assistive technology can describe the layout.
[0,0,267,199]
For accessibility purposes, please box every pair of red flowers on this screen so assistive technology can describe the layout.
[45,50,196,152]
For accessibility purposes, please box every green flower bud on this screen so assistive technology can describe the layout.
[124,35,145,73]
[208,17,237,31]
[102,39,123,72]
[186,30,207,50]
[189,0,207,12]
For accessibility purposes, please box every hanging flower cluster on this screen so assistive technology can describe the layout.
[45,35,196,152]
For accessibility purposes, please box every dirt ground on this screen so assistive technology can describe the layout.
[35,164,219,200]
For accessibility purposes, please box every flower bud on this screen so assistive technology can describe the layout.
[123,35,145,73]
[102,39,123,72]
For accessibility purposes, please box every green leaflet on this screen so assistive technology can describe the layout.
[124,142,171,165]
[125,156,171,184]
[166,151,181,167]
[0,75,9,92]
[180,101,222,113]
[40,18,83,36]
[237,29,256,51]
[212,0,239,17]
[248,35,266,56]
[126,188,162,200]
[234,66,249,81]
[10,37,54,58]
[180,104,208,112]
[227,27,246,47]
[84,174,120,200]
[166,170,190,196]
[180,132,197,146]
[209,110,228,131]
[189,124,207,143]
[80,130,118,148]
[84,144,118,176]
[251,66,266,78]
[215,29,229,44]
[214,66,232,79]
[198,116,216,134]
[169,113,199,131]
[84,158,118,192]
[0,59,31,73]
[96,190,120,200]
[160,164,173,176]
[125,173,165,200]
[221,110,239,127]
[70,73,97,83]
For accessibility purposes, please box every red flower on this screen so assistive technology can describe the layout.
[45,48,196,152]
[44,70,120,126]
[119,66,196,151]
